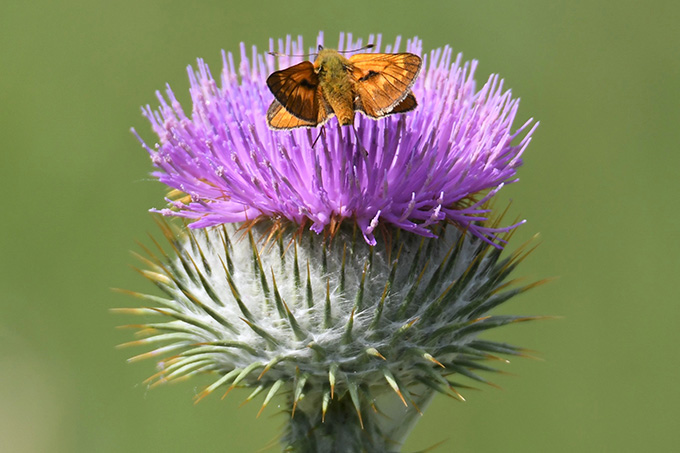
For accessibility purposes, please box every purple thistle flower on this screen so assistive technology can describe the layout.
[133,32,537,245]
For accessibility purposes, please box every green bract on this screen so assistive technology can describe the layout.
[118,219,540,452]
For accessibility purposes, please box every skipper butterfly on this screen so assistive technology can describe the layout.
[266,45,422,130]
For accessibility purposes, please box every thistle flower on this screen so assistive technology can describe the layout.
[133,32,536,246]
[120,33,541,452]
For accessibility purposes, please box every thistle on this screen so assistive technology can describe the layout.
[118,32,541,452]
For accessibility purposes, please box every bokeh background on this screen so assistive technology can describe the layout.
[1,1,678,451]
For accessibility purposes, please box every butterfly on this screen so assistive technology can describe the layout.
[266,45,422,130]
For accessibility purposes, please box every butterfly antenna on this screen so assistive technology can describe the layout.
[268,51,315,58]
[337,44,375,54]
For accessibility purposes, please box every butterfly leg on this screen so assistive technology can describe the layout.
[351,124,368,156]
[311,126,327,148]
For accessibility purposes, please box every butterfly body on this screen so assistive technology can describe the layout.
[266,47,422,130]
[314,49,355,126]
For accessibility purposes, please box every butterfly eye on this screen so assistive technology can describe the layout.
[318,44,324,51]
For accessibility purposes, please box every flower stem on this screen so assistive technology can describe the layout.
[281,386,434,452]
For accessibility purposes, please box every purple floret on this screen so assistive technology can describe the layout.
[134,32,537,245]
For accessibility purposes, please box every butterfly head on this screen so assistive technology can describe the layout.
[314,48,349,79]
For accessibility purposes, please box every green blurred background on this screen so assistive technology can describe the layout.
[1,0,678,451]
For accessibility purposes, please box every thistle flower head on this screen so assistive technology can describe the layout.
[134,32,537,245]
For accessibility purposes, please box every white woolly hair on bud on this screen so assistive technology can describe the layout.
[117,218,543,451]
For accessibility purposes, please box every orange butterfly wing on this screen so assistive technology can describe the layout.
[349,53,422,118]
[388,91,418,115]
[267,99,318,130]
[266,61,321,123]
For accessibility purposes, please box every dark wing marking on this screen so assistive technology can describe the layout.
[349,53,421,117]
[266,61,320,122]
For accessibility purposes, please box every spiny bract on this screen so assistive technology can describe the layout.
[117,220,540,434]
